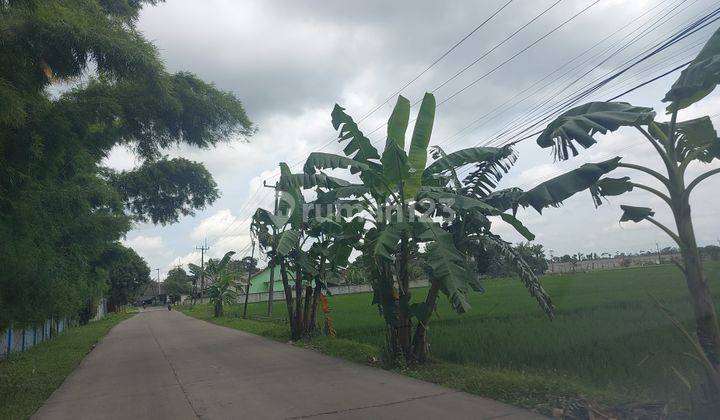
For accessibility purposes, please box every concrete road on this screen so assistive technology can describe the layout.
[33,308,546,420]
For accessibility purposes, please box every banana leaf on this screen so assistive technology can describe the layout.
[620,205,654,223]
[281,173,350,190]
[331,104,380,164]
[663,27,720,111]
[654,116,719,163]
[522,157,623,212]
[405,93,436,198]
[387,95,410,149]
[277,229,300,256]
[415,221,476,314]
[304,152,370,175]
[380,139,410,184]
[536,102,655,160]
[589,176,634,207]
[415,189,534,240]
[373,222,411,261]
[423,146,514,180]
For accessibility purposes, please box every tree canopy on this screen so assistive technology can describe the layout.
[0,0,253,325]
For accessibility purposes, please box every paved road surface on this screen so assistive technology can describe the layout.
[33,308,546,419]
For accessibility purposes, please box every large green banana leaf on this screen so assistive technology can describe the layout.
[278,162,304,228]
[415,189,535,240]
[591,177,634,206]
[654,116,720,163]
[251,207,289,230]
[483,187,525,213]
[423,146,513,181]
[277,229,300,256]
[461,152,517,198]
[405,93,436,198]
[304,152,370,175]
[536,102,656,160]
[281,173,350,190]
[331,104,380,163]
[215,251,236,274]
[482,235,553,317]
[373,222,410,261]
[416,222,477,314]
[521,157,623,212]
[387,95,410,149]
[380,139,410,184]
[663,27,720,111]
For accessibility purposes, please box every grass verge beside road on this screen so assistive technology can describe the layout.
[0,313,132,420]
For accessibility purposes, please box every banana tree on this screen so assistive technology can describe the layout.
[201,251,236,317]
[304,93,553,363]
[251,165,362,339]
[513,27,720,382]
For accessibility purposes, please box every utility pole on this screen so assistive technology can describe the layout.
[196,239,210,301]
[264,180,279,316]
[155,268,160,303]
[656,242,661,265]
[243,239,256,319]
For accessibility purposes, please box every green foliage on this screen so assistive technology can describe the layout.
[110,158,219,225]
[101,243,151,309]
[405,93,436,198]
[664,27,720,111]
[521,157,623,212]
[524,26,720,388]
[0,0,252,324]
[288,93,552,362]
[163,267,192,303]
[619,205,654,223]
[536,102,655,160]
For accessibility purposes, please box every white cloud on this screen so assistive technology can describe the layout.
[122,235,172,262]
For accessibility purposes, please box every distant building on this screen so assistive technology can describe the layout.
[245,267,284,294]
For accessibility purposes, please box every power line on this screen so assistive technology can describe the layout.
[480,0,704,147]
[428,0,565,96]
[356,0,516,122]
[437,0,681,151]
[437,0,603,107]
[360,0,603,142]
[496,6,720,147]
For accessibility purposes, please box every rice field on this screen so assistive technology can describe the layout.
[208,261,720,406]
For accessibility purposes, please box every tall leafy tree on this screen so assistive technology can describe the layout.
[101,243,151,311]
[163,267,192,304]
[0,0,253,325]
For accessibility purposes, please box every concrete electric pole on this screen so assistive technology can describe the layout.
[196,239,210,300]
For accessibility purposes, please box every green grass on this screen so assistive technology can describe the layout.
[0,313,133,420]
[181,262,720,413]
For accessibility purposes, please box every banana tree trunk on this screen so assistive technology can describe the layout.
[309,283,321,332]
[293,265,304,340]
[279,260,296,338]
[411,282,440,364]
[397,233,413,358]
[214,301,223,318]
[302,285,313,333]
[675,198,720,366]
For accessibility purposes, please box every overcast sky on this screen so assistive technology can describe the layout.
[107,0,720,277]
